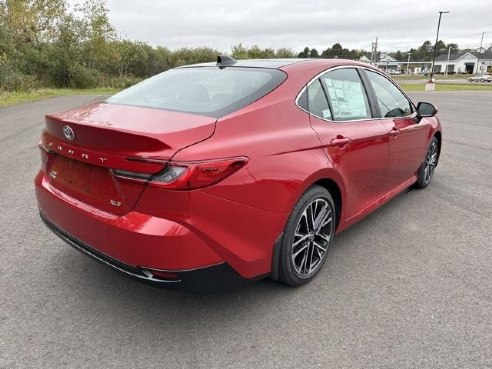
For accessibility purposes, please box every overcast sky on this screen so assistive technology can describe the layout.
[105,0,492,53]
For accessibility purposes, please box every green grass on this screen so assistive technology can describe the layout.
[0,88,119,108]
[399,82,492,92]
[393,74,475,81]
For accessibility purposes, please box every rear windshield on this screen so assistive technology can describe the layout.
[106,67,287,118]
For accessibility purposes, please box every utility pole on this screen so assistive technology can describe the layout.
[406,53,411,74]
[445,47,451,75]
[430,11,450,81]
[375,37,378,63]
[371,37,378,65]
[476,31,485,74]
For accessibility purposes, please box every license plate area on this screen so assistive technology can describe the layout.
[47,155,128,214]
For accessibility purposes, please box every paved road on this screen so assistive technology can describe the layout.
[1,93,491,369]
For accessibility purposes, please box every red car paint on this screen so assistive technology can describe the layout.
[35,59,442,284]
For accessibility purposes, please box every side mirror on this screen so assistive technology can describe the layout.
[416,102,438,118]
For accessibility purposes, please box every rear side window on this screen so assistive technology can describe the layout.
[106,67,286,118]
[303,79,332,119]
[365,70,412,118]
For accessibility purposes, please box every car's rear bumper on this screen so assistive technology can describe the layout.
[39,211,250,292]
[35,171,259,291]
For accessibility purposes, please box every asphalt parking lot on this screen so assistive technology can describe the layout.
[1,92,491,369]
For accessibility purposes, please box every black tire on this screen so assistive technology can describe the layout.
[279,185,336,286]
[415,137,439,189]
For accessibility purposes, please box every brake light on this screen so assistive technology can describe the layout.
[151,157,248,190]
[112,157,248,190]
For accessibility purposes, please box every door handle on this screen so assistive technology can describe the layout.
[389,127,400,137]
[330,136,351,147]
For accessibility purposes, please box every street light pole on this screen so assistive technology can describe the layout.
[430,11,450,82]
[406,53,411,74]
[476,31,485,74]
[446,47,451,75]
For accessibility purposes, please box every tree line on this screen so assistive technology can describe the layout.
[0,0,299,92]
[297,40,488,63]
[0,0,483,92]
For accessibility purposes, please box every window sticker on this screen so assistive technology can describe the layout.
[322,109,332,119]
[322,75,370,120]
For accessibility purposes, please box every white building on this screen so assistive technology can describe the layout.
[375,55,400,72]
[434,51,492,74]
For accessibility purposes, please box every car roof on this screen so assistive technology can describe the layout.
[180,58,311,69]
[180,58,374,73]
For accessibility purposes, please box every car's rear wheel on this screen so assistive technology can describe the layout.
[416,137,439,189]
[279,186,335,286]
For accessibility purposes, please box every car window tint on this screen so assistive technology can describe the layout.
[298,89,308,111]
[306,79,332,120]
[320,69,371,121]
[106,67,286,118]
[365,70,412,118]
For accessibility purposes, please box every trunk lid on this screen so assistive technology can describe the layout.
[42,102,216,215]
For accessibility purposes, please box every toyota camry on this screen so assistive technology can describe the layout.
[35,56,442,291]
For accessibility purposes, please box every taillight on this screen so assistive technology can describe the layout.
[151,157,248,190]
[112,157,248,190]
[112,169,152,182]
[38,138,53,172]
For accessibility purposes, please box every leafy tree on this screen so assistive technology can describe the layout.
[435,40,446,53]
[446,43,459,53]
[275,47,295,58]
[419,40,433,52]
[393,50,404,61]
[1,0,67,46]
[231,43,248,59]
[169,47,218,67]
[310,48,319,58]
[298,46,310,58]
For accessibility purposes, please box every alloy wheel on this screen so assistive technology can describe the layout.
[291,198,332,277]
[424,140,438,184]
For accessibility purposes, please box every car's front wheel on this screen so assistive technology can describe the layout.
[279,186,336,286]
[416,137,439,189]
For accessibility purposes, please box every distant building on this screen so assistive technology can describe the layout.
[375,55,400,73]
[359,55,371,63]
[434,51,492,74]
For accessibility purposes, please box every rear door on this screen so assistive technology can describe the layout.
[362,69,429,191]
[301,68,389,220]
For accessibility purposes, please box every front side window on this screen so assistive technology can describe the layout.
[365,70,412,118]
[320,68,371,121]
[106,67,286,118]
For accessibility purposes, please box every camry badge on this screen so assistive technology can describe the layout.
[63,125,75,141]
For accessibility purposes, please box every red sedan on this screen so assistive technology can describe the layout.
[35,57,442,291]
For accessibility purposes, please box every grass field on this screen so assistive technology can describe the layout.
[399,82,492,92]
[392,74,476,81]
[0,88,118,108]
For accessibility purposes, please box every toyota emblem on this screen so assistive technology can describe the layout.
[63,125,75,140]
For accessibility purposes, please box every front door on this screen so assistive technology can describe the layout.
[363,69,429,190]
